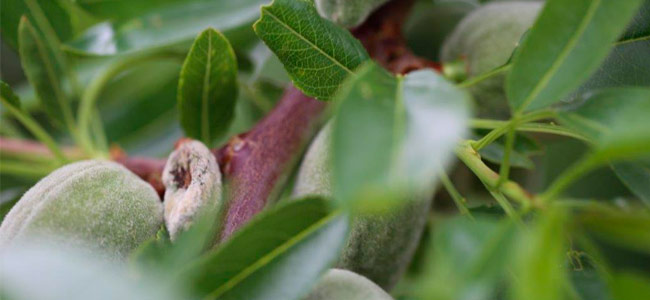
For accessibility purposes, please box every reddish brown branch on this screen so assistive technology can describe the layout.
[215,87,326,240]
[352,0,440,74]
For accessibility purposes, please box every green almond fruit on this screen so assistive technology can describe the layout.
[302,269,394,300]
[293,123,431,290]
[0,160,163,259]
[440,1,542,118]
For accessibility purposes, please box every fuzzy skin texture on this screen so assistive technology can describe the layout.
[0,160,163,259]
[316,0,390,28]
[441,1,542,117]
[163,140,222,241]
[302,269,393,300]
[292,123,431,290]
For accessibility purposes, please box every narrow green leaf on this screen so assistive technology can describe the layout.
[253,0,370,100]
[0,81,67,163]
[506,0,645,113]
[65,0,267,56]
[76,0,181,21]
[178,28,238,145]
[558,87,650,162]
[181,197,349,300]
[610,272,650,300]
[0,81,21,109]
[0,0,72,50]
[18,16,72,128]
[332,63,470,208]
[418,217,518,300]
[576,205,650,255]
[612,161,650,207]
[511,208,569,300]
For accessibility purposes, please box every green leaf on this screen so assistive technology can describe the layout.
[478,135,537,170]
[418,217,518,300]
[0,0,72,50]
[253,0,370,100]
[620,0,650,41]
[511,208,569,300]
[76,0,181,21]
[65,0,267,56]
[506,0,645,113]
[18,16,72,128]
[612,161,650,207]
[178,28,238,146]
[0,81,21,109]
[610,272,650,300]
[558,87,650,162]
[576,205,650,255]
[181,197,349,300]
[332,63,470,208]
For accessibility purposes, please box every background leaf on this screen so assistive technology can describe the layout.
[620,0,650,41]
[332,63,470,208]
[1,81,21,109]
[18,17,72,128]
[558,87,650,162]
[178,28,238,146]
[417,217,518,300]
[569,35,650,101]
[511,208,569,300]
[610,272,650,300]
[75,0,181,21]
[0,0,73,50]
[253,0,369,100]
[65,0,268,56]
[506,0,644,113]
[182,197,349,300]
[612,161,650,207]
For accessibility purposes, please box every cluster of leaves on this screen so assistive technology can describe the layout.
[1,0,650,299]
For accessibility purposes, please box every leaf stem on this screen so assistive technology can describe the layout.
[439,170,473,219]
[455,142,533,209]
[0,98,67,163]
[471,119,589,142]
[484,184,522,223]
[0,160,57,178]
[472,110,556,150]
[539,155,600,204]
[456,64,511,89]
[497,126,516,188]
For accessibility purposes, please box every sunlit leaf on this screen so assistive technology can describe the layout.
[506,0,644,113]
[253,0,370,100]
[178,28,238,146]
[181,197,349,300]
[332,62,470,208]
